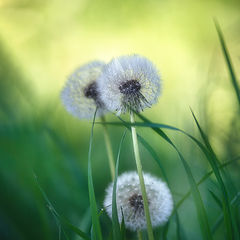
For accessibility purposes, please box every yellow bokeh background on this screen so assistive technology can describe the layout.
[0,0,239,145]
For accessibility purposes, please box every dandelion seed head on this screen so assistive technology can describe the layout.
[61,61,106,119]
[98,55,161,115]
[104,171,173,231]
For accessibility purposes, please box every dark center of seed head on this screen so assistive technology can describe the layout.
[84,82,98,100]
[119,80,141,95]
[129,193,144,210]
[84,82,103,107]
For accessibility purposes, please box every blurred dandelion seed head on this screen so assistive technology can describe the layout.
[104,171,173,231]
[98,55,161,115]
[61,61,107,119]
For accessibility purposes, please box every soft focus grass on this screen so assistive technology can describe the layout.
[0,0,240,239]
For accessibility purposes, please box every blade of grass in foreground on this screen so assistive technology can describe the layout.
[34,174,90,240]
[209,190,223,210]
[214,19,240,107]
[88,109,103,240]
[112,130,127,240]
[111,120,169,183]
[191,110,233,239]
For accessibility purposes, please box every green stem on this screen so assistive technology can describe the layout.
[137,230,143,240]
[130,111,154,240]
[101,116,115,180]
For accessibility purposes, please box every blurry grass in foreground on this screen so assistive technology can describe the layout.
[0,23,240,240]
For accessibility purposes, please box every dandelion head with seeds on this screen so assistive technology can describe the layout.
[104,171,173,231]
[98,55,161,115]
[61,61,107,119]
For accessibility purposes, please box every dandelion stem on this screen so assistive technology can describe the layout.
[101,116,115,180]
[130,111,154,240]
[137,230,143,240]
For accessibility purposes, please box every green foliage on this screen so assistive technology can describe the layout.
[112,130,127,240]
[88,109,103,240]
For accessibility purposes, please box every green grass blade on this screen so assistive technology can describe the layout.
[103,118,170,184]
[214,19,240,106]
[135,133,169,183]
[173,146,213,240]
[33,174,90,240]
[120,208,126,240]
[88,109,103,240]
[191,110,233,239]
[209,190,223,209]
[212,192,240,234]
[174,156,240,214]
[175,213,187,240]
[112,130,127,240]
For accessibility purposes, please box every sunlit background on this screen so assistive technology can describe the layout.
[0,0,240,239]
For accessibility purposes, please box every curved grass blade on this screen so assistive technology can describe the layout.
[120,207,126,240]
[209,190,223,210]
[174,156,240,214]
[214,19,240,106]
[112,130,127,240]
[111,118,170,183]
[33,173,90,240]
[136,133,169,183]
[88,108,103,240]
[212,192,240,234]
[191,110,233,239]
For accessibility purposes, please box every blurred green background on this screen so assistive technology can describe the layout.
[0,0,240,239]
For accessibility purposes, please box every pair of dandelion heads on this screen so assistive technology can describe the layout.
[61,54,173,235]
[61,54,161,118]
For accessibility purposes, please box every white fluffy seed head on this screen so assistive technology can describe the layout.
[61,61,107,119]
[104,171,173,231]
[98,55,161,115]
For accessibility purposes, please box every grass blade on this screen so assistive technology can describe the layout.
[209,190,223,209]
[34,174,90,240]
[120,208,126,240]
[174,156,240,214]
[214,19,240,106]
[212,192,240,234]
[88,109,103,240]
[191,110,233,239]
[112,130,127,240]
[114,118,170,183]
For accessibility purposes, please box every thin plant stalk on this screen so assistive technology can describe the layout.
[137,230,143,240]
[101,116,115,180]
[130,111,154,240]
